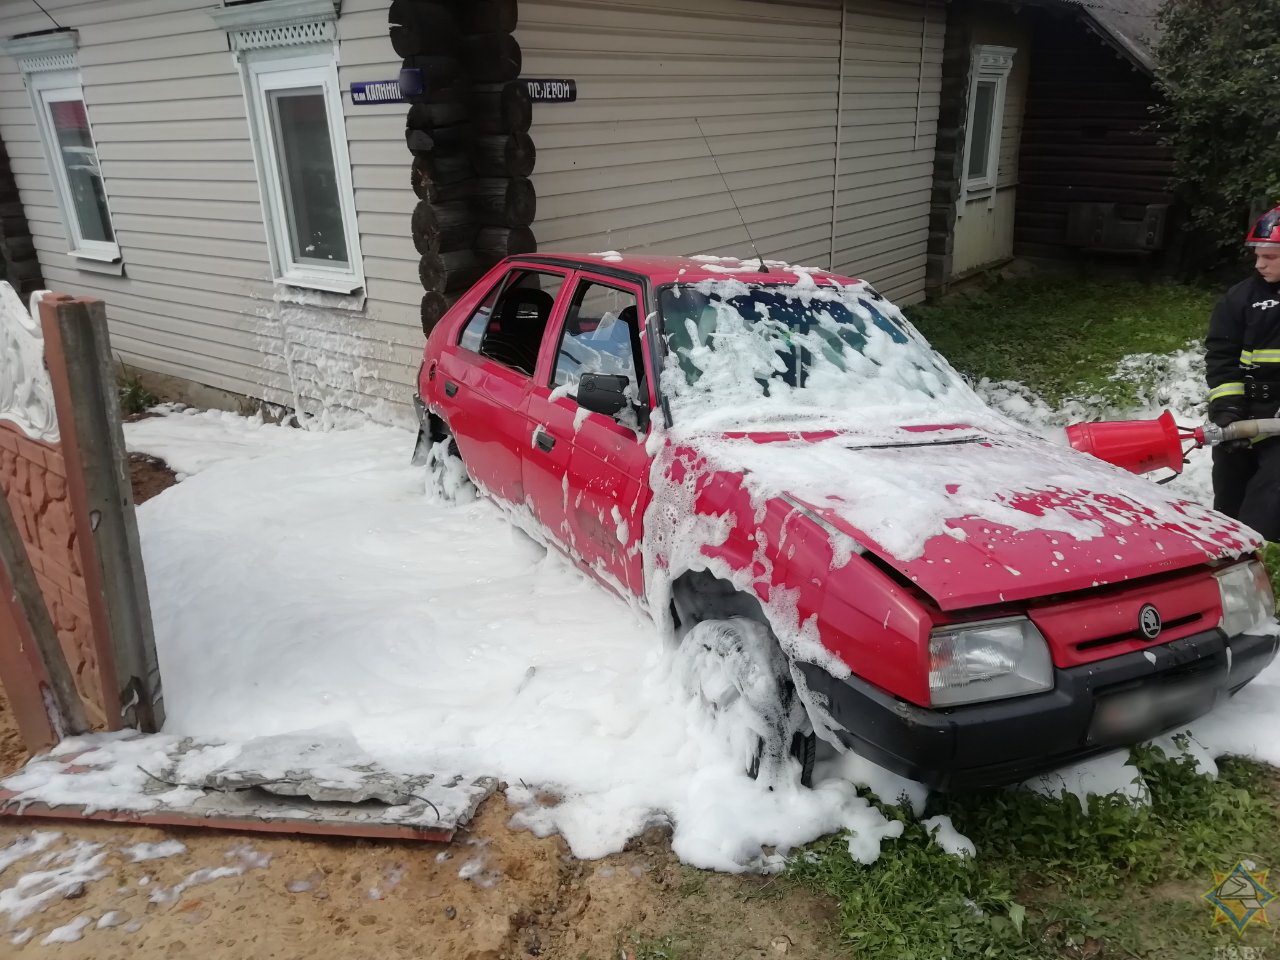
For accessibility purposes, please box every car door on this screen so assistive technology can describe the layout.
[523,273,654,598]
[432,265,568,505]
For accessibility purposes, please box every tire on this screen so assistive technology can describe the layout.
[423,430,475,504]
[677,617,814,788]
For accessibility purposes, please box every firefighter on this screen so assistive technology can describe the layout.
[1207,205,1280,540]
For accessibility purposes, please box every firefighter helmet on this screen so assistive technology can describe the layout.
[1246,205,1280,247]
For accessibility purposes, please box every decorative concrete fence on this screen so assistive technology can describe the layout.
[0,282,162,752]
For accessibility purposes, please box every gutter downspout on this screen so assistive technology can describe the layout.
[828,0,848,270]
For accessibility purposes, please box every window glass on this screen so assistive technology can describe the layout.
[46,95,113,245]
[966,80,996,181]
[460,281,504,352]
[656,282,979,422]
[553,281,642,395]
[458,269,565,376]
[268,87,348,266]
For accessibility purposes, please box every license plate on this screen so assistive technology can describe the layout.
[1090,678,1220,741]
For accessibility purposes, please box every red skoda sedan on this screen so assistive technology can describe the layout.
[414,253,1278,790]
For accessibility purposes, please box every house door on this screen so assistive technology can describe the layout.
[952,41,1026,277]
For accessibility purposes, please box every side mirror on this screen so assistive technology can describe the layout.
[577,373,630,417]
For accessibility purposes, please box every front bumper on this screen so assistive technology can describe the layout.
[798,627,1278,791]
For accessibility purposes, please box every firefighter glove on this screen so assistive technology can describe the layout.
[1211,404,1252,454]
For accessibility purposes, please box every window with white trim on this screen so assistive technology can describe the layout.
[962,45,1016,194]
[2,32,119,262]
[211,0,363,293]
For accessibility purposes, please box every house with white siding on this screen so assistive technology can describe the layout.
[0,0,1163,424]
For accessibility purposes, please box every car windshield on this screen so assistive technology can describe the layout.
[656,278,983,427]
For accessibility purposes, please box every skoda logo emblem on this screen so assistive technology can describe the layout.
[1138,604,1162,640]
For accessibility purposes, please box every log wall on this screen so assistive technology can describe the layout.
[1013,10,1174,260]
[0,129,44,298]
[394,0,535,336]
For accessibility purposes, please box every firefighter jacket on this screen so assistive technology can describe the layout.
[1206,275,1280,417]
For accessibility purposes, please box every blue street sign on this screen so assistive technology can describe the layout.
[351,70,423,105]
[351,79,404,105]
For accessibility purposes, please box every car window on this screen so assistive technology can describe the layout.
[458,269,566,376]
[657,281,980,423]
[552,280,644,396]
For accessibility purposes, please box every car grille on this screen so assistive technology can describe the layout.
[1029,569,1221,669]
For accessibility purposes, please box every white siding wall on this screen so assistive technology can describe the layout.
[519,0,943,304]
[0,0,421,423]
[831,0,944,303]
[0,0,948,419]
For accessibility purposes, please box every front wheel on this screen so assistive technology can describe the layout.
[677,617,815,788]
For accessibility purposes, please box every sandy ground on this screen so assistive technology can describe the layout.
[0,456,847,960]
[0,685,847,960]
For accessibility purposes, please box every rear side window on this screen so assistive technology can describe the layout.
[458,269,566,375]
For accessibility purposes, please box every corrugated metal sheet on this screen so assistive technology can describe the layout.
[0,0,421,422]
[519,0,942,304]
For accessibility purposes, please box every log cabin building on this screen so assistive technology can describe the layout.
[0,0,1167,423]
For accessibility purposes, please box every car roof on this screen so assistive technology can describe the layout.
[514,252,862,288]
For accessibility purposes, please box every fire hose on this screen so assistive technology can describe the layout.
[1203,418,1280,446]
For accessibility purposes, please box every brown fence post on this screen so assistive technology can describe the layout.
[38,294,164,732]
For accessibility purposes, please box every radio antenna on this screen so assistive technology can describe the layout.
[694,118,768,273]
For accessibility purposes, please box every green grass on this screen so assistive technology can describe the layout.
[613,932,692,960]
[1262,543,1280,598]
[787,746,1280,959]
[905,275,1218,406]
[116,362,158,416]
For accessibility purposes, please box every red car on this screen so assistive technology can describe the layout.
[414,253,1278,790]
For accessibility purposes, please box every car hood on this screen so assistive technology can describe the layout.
[689,423,1260,611]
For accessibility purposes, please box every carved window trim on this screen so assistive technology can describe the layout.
[961,45,1016,199]
[210,0,363,294]
[1,31,121,264]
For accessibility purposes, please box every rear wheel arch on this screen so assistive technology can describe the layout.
[427,410,451,446]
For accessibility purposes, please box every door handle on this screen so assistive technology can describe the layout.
[444,380,458,397]
[534,427,556,452]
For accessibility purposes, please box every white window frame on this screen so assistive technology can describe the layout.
[243,50,363,292]
[961,45,1016,198]
[2,30,120,263]
[212,0,363,294]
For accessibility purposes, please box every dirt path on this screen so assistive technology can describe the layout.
[0,455,847,960]
[0,680,843,959]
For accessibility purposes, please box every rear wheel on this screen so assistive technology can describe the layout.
[677,617,815,788]
[423,429,475,504]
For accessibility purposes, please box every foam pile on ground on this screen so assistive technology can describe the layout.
[110,401,1280,865]
[29,333,1272,870]
[119,411,908,871]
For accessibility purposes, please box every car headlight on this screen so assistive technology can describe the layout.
[1215,560,1275,637]
[929,616,1053,707]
